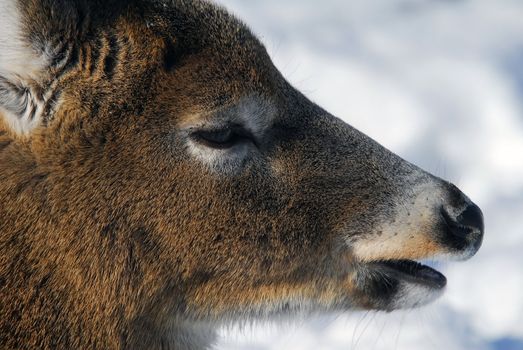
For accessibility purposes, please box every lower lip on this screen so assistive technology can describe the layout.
[371,259,447,289]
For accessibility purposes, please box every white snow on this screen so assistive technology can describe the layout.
[213,0,523,349]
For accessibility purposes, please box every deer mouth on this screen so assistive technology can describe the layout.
[357,258,447,310]
[369,259,446,290]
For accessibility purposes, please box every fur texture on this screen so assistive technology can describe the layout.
[0,1,483,349]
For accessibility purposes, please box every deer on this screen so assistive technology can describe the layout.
[0,0,484,349]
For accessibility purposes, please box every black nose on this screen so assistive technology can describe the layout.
[457,203,484,235]
[441,203,484,250]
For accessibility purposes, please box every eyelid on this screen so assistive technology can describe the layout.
[192,122,247,132]
[188,123,258,148]
[190,124,256,140]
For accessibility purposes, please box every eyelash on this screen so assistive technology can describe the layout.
[190,127,253,149]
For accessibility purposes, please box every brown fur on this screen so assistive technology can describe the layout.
[0,1,482,349]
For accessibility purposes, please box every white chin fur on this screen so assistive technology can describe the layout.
[391,280,445,309]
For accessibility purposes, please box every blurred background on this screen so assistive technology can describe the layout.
[213,0,523,349]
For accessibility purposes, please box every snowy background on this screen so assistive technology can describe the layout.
[212,1,523,349]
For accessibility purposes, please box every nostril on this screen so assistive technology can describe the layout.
[440,203,484,239]
[456,203,484,235]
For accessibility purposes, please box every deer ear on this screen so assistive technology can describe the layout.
[0,0,54,136]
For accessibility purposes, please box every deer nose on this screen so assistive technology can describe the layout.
[441,203,484,252]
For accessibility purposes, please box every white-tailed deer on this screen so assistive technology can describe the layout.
[0,0,484,349]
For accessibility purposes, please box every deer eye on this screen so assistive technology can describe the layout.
[191,128,244,149]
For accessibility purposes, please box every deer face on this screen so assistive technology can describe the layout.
[0,0,483,335]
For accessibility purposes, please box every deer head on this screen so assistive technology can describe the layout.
[0,0,483,349]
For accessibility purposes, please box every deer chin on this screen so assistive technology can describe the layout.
[357,258,447,311]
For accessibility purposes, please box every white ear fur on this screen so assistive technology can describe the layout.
[0,0,51,135]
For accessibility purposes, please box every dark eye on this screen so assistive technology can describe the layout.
[191,128,244,149]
